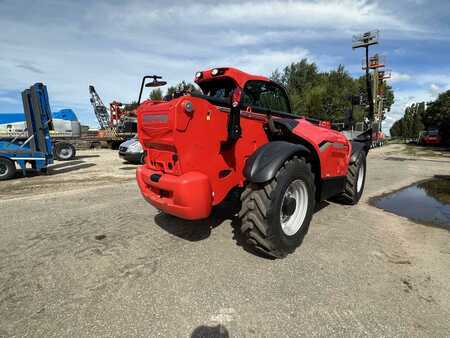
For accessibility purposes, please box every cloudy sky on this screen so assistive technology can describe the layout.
[1,0,449,132]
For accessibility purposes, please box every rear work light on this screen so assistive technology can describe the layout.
[211,68,226,76]
[184,101,194,113]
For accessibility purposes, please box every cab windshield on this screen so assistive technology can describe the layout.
[196,78,236,107]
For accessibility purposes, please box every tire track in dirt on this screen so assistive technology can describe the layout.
[0,182,214,332]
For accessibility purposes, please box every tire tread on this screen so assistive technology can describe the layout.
[239,157,315,258]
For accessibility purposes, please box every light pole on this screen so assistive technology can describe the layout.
[352,30,379,124]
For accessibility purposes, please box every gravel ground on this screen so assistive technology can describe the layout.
[0,145,449,337]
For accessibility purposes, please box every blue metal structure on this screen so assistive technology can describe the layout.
[0,83,54,180]
[0,113,25,124]
[0,109,78,126]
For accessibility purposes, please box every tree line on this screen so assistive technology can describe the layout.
[145,58,394,124]
[390,90,450,144]
[271,59,394,123]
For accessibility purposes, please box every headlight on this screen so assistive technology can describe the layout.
[211,68,219,76]
[195,72,203,79]
[127,141,143,153]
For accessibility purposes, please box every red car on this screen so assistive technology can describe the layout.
[419,130,441,145]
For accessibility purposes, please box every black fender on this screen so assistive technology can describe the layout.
[244,141,310,183]
[350,141,368,163]
[350,128,371,163]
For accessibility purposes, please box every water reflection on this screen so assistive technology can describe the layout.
[370,176,450,230]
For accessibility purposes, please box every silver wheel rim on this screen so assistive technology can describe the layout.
[280,179,309,236]
[59,147,73,159]
[357,163,364,192]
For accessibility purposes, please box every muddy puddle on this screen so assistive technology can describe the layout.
[370,176,450,230]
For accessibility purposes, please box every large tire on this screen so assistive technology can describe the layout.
[54,142,76,161]
[239,156,316,258]
[337,152,366,205]
[140,151,147,164]
[0,158,16,181]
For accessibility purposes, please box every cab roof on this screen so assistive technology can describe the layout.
[194,67,270,88]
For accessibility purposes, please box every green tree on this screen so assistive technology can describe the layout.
[383,83,395,112]
[423,90,450,144]
[411,102,425,137]
[165,81,200,98]
[389,102,426,139]
[123,101,138,111]
[390,119,403,137]
[270,59,394,123]
[149,88,163,100]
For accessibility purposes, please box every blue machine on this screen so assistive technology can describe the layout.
[0,83,54,180]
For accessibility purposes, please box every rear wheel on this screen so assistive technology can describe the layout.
[338,151,366,205]
[0,158,16,181]
[54,142,76,161]
[239,157,315,258]
[140,151,147,164]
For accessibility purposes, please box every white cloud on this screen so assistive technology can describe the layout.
[429,83,442,96]
[383,87,438,134]
[390,71,412,83]
[416,73,450,86]
[110,0,417,33]
[0,0,446,127]
[0,96,18,104]
[219,48,311,75]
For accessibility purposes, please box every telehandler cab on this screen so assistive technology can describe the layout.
[136,68,369,258]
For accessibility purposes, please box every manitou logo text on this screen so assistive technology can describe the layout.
[143,114,168,123]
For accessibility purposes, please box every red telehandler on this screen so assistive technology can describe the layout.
[136,68,370,258]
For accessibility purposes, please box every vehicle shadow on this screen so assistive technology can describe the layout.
[315,200,330,212]
[5,170,41,180]
[5,160,97,180]
[121,161,140,165]
[50,160,84,169]
[119,166,137,171]
[48,160,96,175]
[154,190,241,242]
[75,154,100,159]
[191,324,229,338]
[154,209,228,242]
[155,190,331,259]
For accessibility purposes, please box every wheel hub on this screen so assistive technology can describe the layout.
[59,147,73,159]
[280,179,309,236]
[281,196,296,220]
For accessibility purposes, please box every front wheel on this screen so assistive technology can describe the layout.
[0,158,16,181]
[54,142,76,161]
[239,156,316,258]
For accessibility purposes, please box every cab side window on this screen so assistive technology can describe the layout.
[241,81,290,114]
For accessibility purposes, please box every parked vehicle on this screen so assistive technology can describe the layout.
[135,68,370,258]
[419,130,441,146]
[119,137,145,164]
[0,83,54,180]
[0,108,80,161]
[371,130,385,148]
